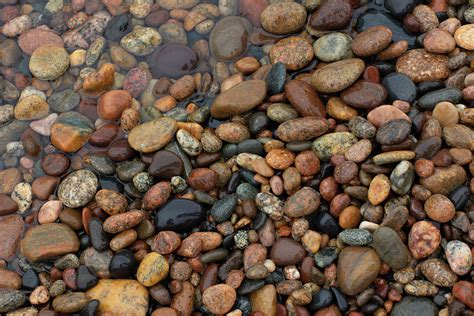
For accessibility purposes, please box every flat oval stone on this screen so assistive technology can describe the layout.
[313,33,352,63]
[395,49,449,83]
[260,2,306,35]
[454,24,474,50]
[147,43,198,79]
[418,88,462,110]
[20,223,80,262]
[337,246,381,296]
[50,111,95,153]
[270,238,306,266]
[285,80,326,118]
[155,199,205,233]
[376,119,411,145]
[312,132,358,161]
[275,117,329,142]
[210,80,267,119]
[351,25,392,57]
[307,0,352,34]
[420,165,466,195]
[373,227,411,270]
[149,150,184,180]
[392,296,438,316]
[210,16,250,61]
[128,117,177,153]
[341,80,387,109]
[445,240,472,275]
[382,73,417,103]
[420,258,457,287]
[58,170,98,208]
[311,58,365,93]
[284,187,320,217]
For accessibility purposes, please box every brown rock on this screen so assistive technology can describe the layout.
[275,117,329,142]
[21,223,80,262]
[423,28,456,53]
[250,285,277,316]
[0,193,18,215]
[260,2,306,35]
[368,174,390,206]
[326,97,357,121]
[143,181,172,210]
[0,215,24,260]
[41,153,70,177]
[284,187,320,217]
[18,27,64,55]
[215,122,250,143]
[0,268,21,289]
[337,246,381,296]
[270,238,306,266]
[419,165,466,195]
[103,210,145,234]
[341,80,387,109]
[82,63,115,95]
[32,175,59,200]
[266,148,295,170]
[202,284,236,315]
[395,49,449,83]
[285,80,326,118]
[295,150,320,176]
[169,75,196,101]
[0,168,22,194]
[408,221,441,259]
[128,117,178,153]
[307,0,352,34]
[351,25,392,57]
[95,189,128,215]
[152,231,181,255]
[269,36,314,71]
[187,168,217,191]
[424,194,455,223]
[243,243,267,271]
[97,90,132,121]
[170,281,194,316]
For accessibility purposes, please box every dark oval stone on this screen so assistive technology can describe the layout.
[382,73,417,103]
[199,248,229,264]
[147,44,199,79]
[89,123,119,147]
[341,80,387,109]
[285,80,326,118]
[196,152,222,167]
[248,112,269,134]
[218,250,243,280]
[88,218,109,252]
[373,61,395,76]
[222,144,238,159]
[210,195,238,223]
[41,153,70,176]
[412,136,442,159]
[0,193,18,215]
[417,81,445,95]
[308,211,341,238]
[210,16,250,62]
[418,88,462,110]
[266,62,286,95]
[308,0,352,33]
[76,266,98,291]
[237,139,264,155]
[109,249,136,279]
[392,296,439,316]
[449,186,470,211]
[107,139,136,162]
[308,288,333,311]
[237,279,265,295]
[251,211,267,230]
[105,14,132,41]
[22,269,39,290]
[384,0,418,18]
[234,297,252,315]
[376,119,411,145]
[148,150,184,180]
[154,199,206,233]
[80,299,100,316]
[270,238,306,266]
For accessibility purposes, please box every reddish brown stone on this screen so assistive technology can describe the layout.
[0,215,24,260]
[0,193,18,215]
[187,168,217,192]
[285,80,326,118]
[41,153,70,176]
[97,90,132,121]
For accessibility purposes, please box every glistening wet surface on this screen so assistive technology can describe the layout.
[0,0,473,315]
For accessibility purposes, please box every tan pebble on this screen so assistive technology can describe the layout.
[368,174,390,205]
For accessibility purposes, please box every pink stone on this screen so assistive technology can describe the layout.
[38,200,63,224]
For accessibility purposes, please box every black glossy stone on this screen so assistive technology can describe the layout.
[147,44,199,79]
[234,296,252,315]
[362,302,381,314]
[237,139,264,156]
[308,211,341,238]
[76,266,98,291]
[418,88,462,110]
[105,14,133,41]
[356,10,416,47]
[148,150,184,180]
[249,112,269,135]
[222,143,238,159]
[308,288,333,311]
[222,234,236,249]
[237,279,265,295]
[266,62,286,95]
[227,172,241,192]
[382,73,417,103]
[89,218,110,252]
[417,81,445,95]
[109,250,136,279]
[264,269,285,284]
[384,0,418,18]
[449,186,470,211]
[22,269,39,290]
[330,286,348,312]
[80,299,100,316]
[154,199,206,233]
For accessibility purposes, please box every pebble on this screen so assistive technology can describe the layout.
[313,33,352,63]
[210,194,237,223]
[0,289,25,313]
[367,174,390,206]
[454,24,474,50]
[420,258,457,287]
[453,281,474,309]
[2,14,32,37]
[312,58,365,93]
[445,240,472,275]
[337,246,381,296]
[249,285,277,316]
[270,238,306,266]
[202,284,237,314]
[48,90,80,113]
[20,223,80,262]
[137,252,169,287]
[312,132,357,161]
[424,194,455,223]
[10,182,32,213]
[285,80,326,118]
[260,2,306,35]
[392,296,438,316]
[210,16,250,61]
[340,80,387,109]
[52,292,88,313]
[120,26,162,56]
[128,117,177,153]
[373,227,411,270]
[82,63,115,95]
[408,221,440,259]
[86,279,148,315]
[269,36,314,71]
[38,200,62,224]
[351,25,392,57]
[404,280,438,297]
[276,117,328,142]
[58,169,98,208]
[284,187,320,217]
[395,49,449,83]
[420,164,466,195]
[382,73,417,103]
[423,28,456,53]
[29,45,69,80]
[443,123,474,150]
[418,87,462,110]
[50,111,95,153]
[211,80,267,119]
[0,194,18,215]
[338,229,372,246]
[326,97,357,121]
[390,160,414,195]
[307,0,352,35]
